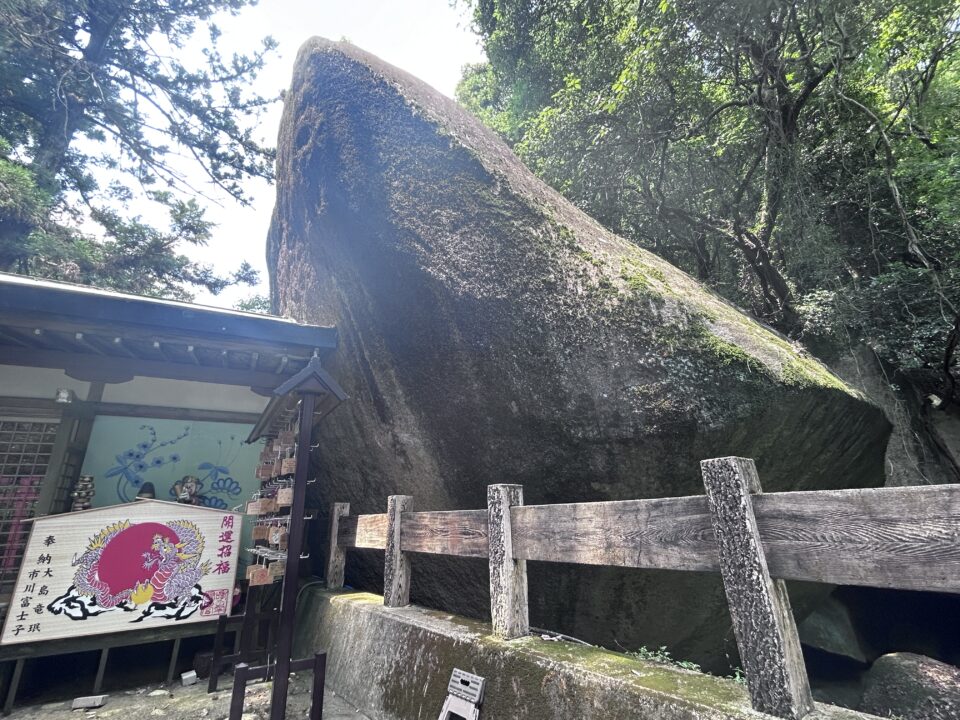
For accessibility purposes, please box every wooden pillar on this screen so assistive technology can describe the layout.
[309,652,327,720]
[207,615,229,693]
[700,457,814,720]
[3,659,24,715]
[93,647,110,694]
[269,391,318,720]
[487,484,528,639]
[165,637,181,686]
[326,502,350,588]
[229,664,253,720]
[384,495,413,607]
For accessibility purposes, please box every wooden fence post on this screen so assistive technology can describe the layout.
[487,484,529,639]
[326,502,350,588]
[701,457,814,720]
[384,495,413,607]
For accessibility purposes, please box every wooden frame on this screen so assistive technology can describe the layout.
[326,458,960,719]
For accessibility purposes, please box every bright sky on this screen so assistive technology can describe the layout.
[182,0,485,309]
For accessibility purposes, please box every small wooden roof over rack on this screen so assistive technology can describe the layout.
[246,356,348,442]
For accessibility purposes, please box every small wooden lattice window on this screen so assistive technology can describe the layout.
[0,420,60,605]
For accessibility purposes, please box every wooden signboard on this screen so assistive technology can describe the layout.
[0,500,241,645]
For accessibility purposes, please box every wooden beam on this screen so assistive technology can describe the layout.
[0,346,291,388]
[0,326,43,348]
[65,367,135,384]
[487,484,528,640]
[383,495,413,608]
[326,503,350,589]
[92,402,261,425]
[511,496,717,572]
[0,616,223,663]
[510,486,960,594]
[30,328,79,353]
[111,337,136,358]
[751,485,960,592]
[0,396,62,418]
[337,514,388,549]
[701,457,814,720]
[0,328,31,347]
[73,333,104,355]
[400,510,488,557]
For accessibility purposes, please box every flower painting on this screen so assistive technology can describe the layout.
[105,425,189,502]
[81,418,260,511]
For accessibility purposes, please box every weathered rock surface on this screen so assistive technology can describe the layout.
[268,38,891,669]
[831,345,959,486]
[860,653,960,719]
[799,595,872,665]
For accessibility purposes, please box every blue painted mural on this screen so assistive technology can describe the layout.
[80,417,260,512]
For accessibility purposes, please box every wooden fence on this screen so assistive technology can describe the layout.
[323,457,960,720]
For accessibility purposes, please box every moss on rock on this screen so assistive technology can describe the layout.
[269,38,891,670]
[297,588,877,720]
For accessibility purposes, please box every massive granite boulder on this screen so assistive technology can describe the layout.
[861,653,960,719]
[268,39,891,669]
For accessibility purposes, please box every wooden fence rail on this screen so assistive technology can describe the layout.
[324,457,960,720]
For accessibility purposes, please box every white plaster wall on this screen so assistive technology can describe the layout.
[0,365,91,399]
[101,376,268,413]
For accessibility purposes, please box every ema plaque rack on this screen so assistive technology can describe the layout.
[208,356,347,720]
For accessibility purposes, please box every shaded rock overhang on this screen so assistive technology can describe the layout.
[267,37,892,669]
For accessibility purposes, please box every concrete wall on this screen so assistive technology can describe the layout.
[295,588,875,720]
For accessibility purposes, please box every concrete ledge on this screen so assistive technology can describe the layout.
[295,588,876,720]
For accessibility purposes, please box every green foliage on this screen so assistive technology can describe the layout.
[630,645,703,672]
[0,0,276,298]
[233,293,273,314]
[459,0,960,393]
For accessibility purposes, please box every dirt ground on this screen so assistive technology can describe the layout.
[5,673,372,720]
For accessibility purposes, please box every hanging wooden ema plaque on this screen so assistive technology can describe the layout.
[276,487,294,507]
[247,563,271,586]
[0,500,241,645]
[268,560,286,580]
[269,526,288,550]
[259,497,278,514]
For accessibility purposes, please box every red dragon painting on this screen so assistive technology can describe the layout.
[48,519,212,622]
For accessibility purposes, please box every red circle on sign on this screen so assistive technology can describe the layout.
[98,522,181,595]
